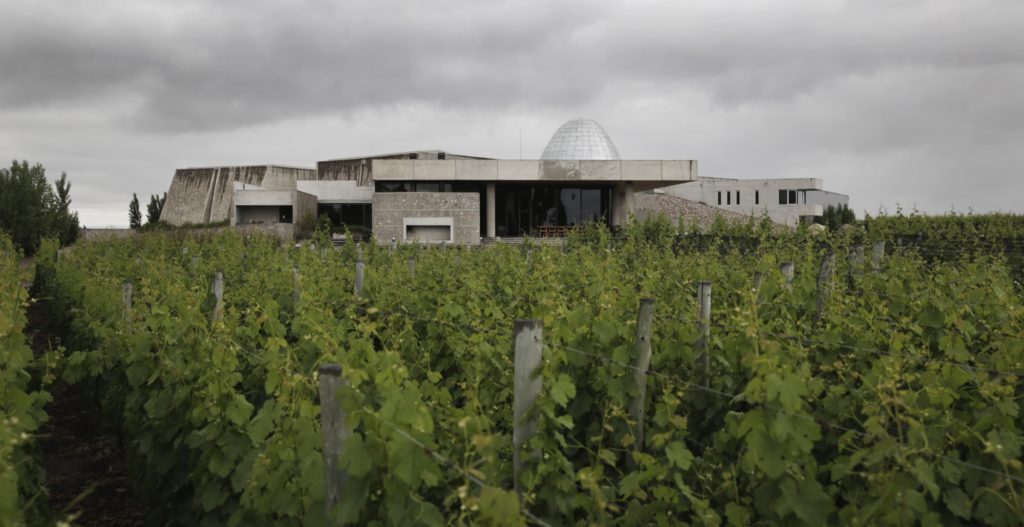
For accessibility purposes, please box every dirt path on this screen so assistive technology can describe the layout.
[28,296,146,526]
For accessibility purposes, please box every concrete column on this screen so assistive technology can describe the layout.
[612,182,626,226]
[486,183,496,238]
[624,182,635,223]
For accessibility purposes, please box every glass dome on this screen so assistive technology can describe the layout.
[540,118,620,160]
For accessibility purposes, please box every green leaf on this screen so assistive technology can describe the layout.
[226,394,254,426]
[910,458,940,500]
[550,373,576,408]
[478,486,525,526]
[340,434,373,477]
[944,488,972,519]
[665,442,693,470]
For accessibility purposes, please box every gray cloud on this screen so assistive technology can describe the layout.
[0,0,1022,225]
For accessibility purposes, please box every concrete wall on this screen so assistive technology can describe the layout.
[232,189,318,225]
[80,228,136,241]
[807,190,850,210]
[316,151,489,186]
[372,159,698,187]
[294,190,318,225]
[163,165,314,225]
[372,192,480,245]
[296,180,374,203]
[660,177,824,226]
[236,206,281,224]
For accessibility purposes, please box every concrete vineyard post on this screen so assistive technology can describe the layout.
[752,271,764,296]
[122,281,132,323]
[354,257,365,298]
[513,319,543,498]
[408,258,415,279]
[872,241,886,272]
[212,271,225,322]
[390,237,396,251]
[813,252,835,328]
[318,363,349,525]
[697,281,712,388]
[292,266,300,304]
[848,245,864,285]
[629,299,655,460]
[779,262,795,289]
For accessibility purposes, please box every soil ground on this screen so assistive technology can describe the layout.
[23,256,147,526]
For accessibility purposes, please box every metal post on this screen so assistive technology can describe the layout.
[513,320,543,497]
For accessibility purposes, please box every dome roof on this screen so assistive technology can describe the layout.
[540,118,620,160]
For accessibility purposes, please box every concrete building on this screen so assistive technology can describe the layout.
[161,119,698,243]
[657,176,849,227]
[161,118,847,240]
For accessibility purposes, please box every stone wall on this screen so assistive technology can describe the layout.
[372,192,480,245]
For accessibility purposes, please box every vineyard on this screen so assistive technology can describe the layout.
[12,221,1024,525]
[0,235,51,526]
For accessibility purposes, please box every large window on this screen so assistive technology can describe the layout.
[318,203,371,230]
[495,184,612,237]
[778,189,800,205]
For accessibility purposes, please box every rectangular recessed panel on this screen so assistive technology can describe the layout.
[406,225,451,242]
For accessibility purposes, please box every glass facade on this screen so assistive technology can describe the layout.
[495,184,612,237]
[318,203,372,230]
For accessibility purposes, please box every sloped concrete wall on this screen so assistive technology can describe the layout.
[163,165,313,225]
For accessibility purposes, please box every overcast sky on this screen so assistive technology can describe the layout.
[1,0,1022,227]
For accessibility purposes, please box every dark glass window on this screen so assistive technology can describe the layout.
[755,190,759,204]
[376,181,409,192]
[779,189,787,204]
[416,182,440,192]
[494,184,612,237]
[789,190,797,204]
[581,189,603,224]
[560,188,581,226]
[727,192,731,205]
[717,191,722,205]
[279,206,293,223]
[736,191,741,205]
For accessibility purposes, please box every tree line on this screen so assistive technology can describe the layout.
[0,160,80,255]
[129,193,166,229]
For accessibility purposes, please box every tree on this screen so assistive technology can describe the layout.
[0,161,81,254]
[0,161,56,255]
[53,172,80,246]
[815,204,856,230]
[129,194,142,229]
[146,193,166,225]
